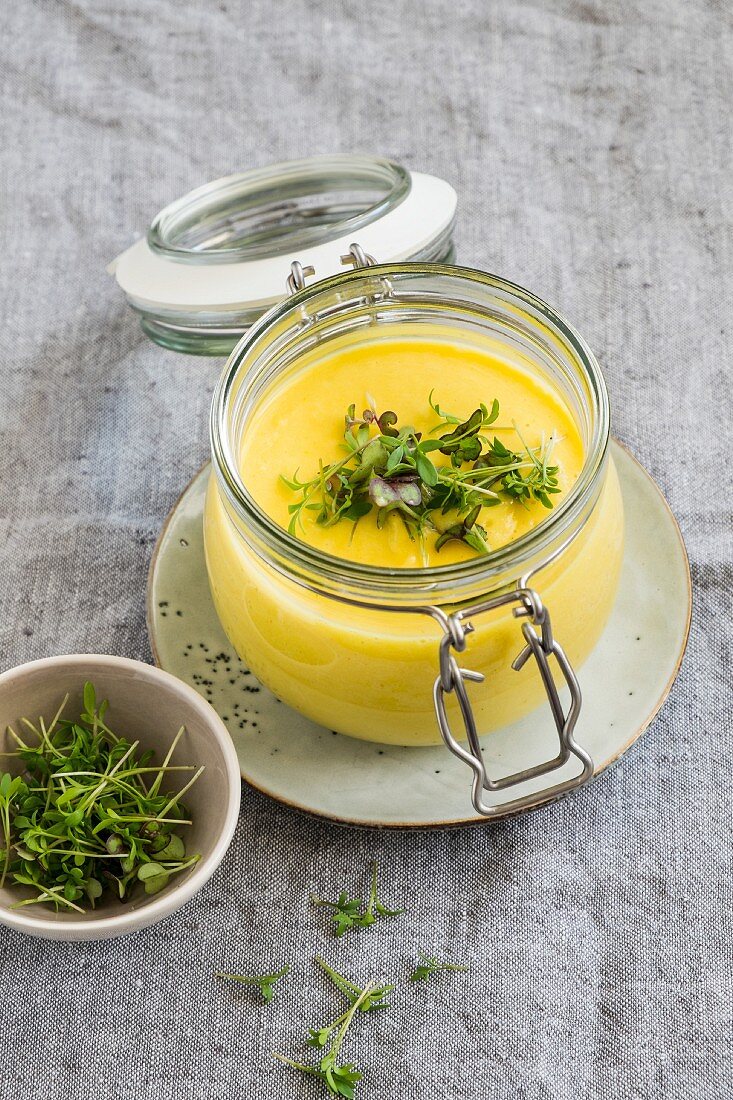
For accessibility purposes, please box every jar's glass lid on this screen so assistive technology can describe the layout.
[147,156,411,264]
[109,154,457,355]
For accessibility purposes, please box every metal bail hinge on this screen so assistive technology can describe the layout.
[340,242,394,309]
[286,260,316,295]
[285,244,390,330]
[286,244,374,297]
[432,587,593,818]
[340,242,376,269]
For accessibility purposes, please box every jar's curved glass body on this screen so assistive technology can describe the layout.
[204,265,625,746]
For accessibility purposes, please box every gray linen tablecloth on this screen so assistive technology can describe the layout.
[1,1,731,1097]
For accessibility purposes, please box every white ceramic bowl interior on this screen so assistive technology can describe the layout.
[0,654,241,940]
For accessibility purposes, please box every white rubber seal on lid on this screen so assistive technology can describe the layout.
[109,172,457,313]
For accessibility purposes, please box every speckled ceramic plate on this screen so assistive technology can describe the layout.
[147,442,690,827]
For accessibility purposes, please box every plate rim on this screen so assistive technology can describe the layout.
[147,440,692,829]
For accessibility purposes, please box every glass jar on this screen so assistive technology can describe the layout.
[111,156,456,355]
[204,261,625,813]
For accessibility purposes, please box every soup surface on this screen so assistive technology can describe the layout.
[239,333,584,567]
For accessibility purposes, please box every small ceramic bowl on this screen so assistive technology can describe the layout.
[0,654,241,940]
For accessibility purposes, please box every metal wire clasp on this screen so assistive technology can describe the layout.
[286,260,316,294]
[340,243,395,307]
[285,244,374,297]
[285,244,393,330]
[432,587,593,817]
[340,243,376,269]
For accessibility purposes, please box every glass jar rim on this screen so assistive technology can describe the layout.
[148,155,411,265]
[210,262,610,603]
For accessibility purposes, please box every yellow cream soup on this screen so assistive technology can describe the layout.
[204,331,624,745]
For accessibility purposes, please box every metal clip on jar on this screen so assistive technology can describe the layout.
[206,246,623,819]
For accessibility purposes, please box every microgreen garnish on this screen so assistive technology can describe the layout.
[310,860,404,936]
[311,889,364,937]
[274,980,376,1098]
[282,394,562,557]
[0,683,202,911]
[410,949,469,982]
[307,956,393,1046]
[216,964,290,1003]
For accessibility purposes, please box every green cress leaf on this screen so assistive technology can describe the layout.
[344,500,372,522]
[437,408,484,453]
[137,862,170,895]
[485,397,500,425]
[385,444,404,472]
[85,878,103,903]
[82,681,96,718]
[358,438,388,473]
[415,451,438,487]
[155,833,186,861]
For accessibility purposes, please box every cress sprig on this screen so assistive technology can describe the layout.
[306,957,394,1047]
[0,683,202,911]
[310,860,404,937]
[274,980,376,1098]
[217,963,290,1002]
[282,392,562,556]
[410,948,469,983]
[275,956,394,1099]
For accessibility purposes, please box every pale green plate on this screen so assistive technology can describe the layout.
[147,442,691,827]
